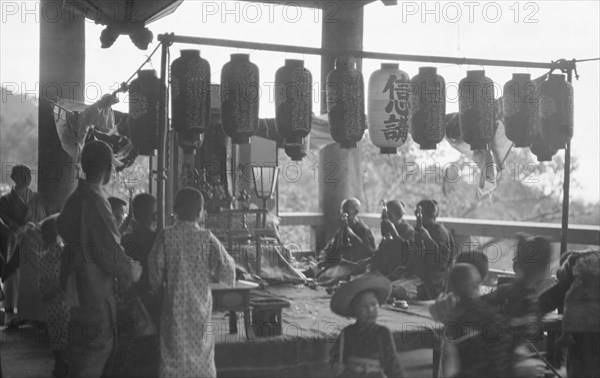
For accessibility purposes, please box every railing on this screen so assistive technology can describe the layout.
[279,212,600,284]
[280,212,600,247]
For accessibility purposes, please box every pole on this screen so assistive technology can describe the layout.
[157,34,576,71]
[157,40,169,231]
[560,69,573,254]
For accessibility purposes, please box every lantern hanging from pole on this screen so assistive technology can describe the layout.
[502,73,539,147]
[129,69,160,156]
[251,166,280,209]
[530,129,559,162]
[284,134,310,161]
[409,67,446,150]
[171,49,211,153]
[275,59,313,147]
[367,63,411,154]
[539,74,574,149]
[326,56,366,149]
[220,54,260,144]
[459,70,496,151]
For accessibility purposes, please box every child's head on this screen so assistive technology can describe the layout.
[174,188,204,222]
[10,164,32,187]
[449,263,482,299]
[387,200,405,223]
[416,199,439,225]
[132,193,157,227]
[330,275,392,323]
[513,233,552,284]
[350,290,379,325]
[40,214,59,247]
[456,250,489,282]
[108,197,127,228]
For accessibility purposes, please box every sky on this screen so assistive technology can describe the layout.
[1,0,599,203]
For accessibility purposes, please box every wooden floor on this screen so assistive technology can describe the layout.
[0,323,434,378]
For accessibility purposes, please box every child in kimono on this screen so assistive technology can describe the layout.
[482,234,553,376]
[441,264,508,378]
[429,250,490,324]
[330,275,405,378]
[37,215,70,377]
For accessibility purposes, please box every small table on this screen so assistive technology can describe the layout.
[211,280,259,339]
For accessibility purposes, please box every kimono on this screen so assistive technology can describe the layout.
[482,280,542,376]
[539,251,600,378]
[443,297,510,378]
[413,223,456,299]
[113,226,160,378]
[0,187,46,321]
[319,219,376,266]
[330,323,405,378]
[56,179,135,378]
[122,226,159,316]
[148,221,236,378]
[38,242,69,351]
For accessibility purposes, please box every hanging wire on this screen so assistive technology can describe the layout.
[112,41,163,95]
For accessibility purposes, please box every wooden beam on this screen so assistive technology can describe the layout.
[235,0,375,8]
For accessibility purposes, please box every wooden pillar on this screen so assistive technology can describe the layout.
[318,1,365,247]
[38,0,85,213]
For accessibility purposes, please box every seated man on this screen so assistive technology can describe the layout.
[412,199,456,299]
[374,200,416,279]
[317,198,376,277]
[381,200,415,242]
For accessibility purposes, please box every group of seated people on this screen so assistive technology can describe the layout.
[326,229,600,378]
[315,197,456,300]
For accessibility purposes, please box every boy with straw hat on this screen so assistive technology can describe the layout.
[329,275,405,377]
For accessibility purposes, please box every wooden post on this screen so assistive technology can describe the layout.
[38,0,85,213]
[318,1,365,247]
[560,69,573,254]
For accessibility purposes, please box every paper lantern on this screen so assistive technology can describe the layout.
[326,56,366,149]
[177,129,203,154]
[530,129,559,162]
[221,54,260,144]
[128,69,160,156]
[275,59,312,146]
[459,70,496,150]
[409,67,446,150]
[367,63,410,154]
[171,49,211,152]
[539,74,574,149]
[284,134,310,161]
[503,73,539,147]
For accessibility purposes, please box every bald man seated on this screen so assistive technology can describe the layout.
[317,198,376,276]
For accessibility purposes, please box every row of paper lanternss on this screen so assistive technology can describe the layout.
[127,50,573,162]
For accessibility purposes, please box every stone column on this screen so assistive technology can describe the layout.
[38,0,85,213]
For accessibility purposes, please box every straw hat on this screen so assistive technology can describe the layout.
[330,275,392,317]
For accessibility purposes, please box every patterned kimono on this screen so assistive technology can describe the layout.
[148,221,236,378]
[38,242,69,351]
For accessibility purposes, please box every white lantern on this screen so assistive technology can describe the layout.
[367,63,410,154]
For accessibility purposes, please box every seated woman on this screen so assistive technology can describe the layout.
[316,198,376,281]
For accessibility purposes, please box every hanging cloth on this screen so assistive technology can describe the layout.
[51,94,138,171]
[52,93,118,158]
